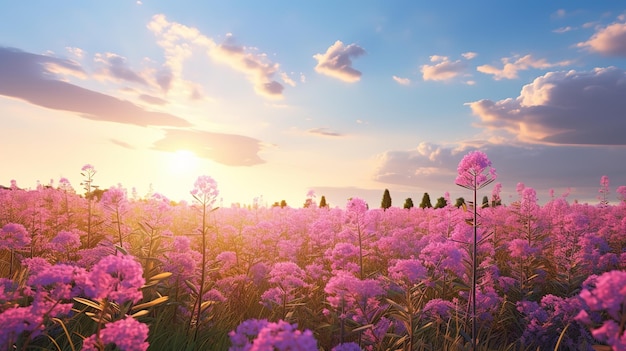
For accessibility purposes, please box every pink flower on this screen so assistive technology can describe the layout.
[81,254,145,304]
[49,230,82,252]
[0,223,31,250]
[190,175,219,206]
[229,319,317,351]
[388,258,427,286]
[455,151,496,189]
[81,316,149,351]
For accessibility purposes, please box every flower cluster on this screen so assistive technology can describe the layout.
[81,316,149,351]
[229,319,317,351]
[455,150,497,190]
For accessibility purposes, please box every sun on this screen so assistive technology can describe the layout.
[168,149,200,175]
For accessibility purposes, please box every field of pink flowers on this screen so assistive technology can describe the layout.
[1,153,625,351]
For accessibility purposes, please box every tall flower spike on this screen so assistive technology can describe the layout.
[455,150,496,190]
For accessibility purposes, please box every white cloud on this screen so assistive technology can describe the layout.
[421,55,468,81]
[313,40,366,83]
[468,67,626,145]
[577,21,626,56]
[147,14,285,99]
[477,54,571,80]
[392,75,411,85]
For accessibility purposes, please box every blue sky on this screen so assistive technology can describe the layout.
[1,1,625,207]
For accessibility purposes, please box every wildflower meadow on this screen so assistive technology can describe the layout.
[1,153,625,350]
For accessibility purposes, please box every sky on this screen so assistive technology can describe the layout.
[1,1,626,208]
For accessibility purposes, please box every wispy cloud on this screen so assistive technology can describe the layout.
[0,47,191,128]
[94,52,148,85]
[392,75,411,85]
[577,21,626,56]
[313,40,366,83]
[477,54,572,80]
[468,67,626,145]
[307,127,344,137]
[152,129,265,166]
[147,14,286,99]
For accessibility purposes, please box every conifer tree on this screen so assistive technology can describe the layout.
[434,196,447,209]
[455,197,466,208]
[403,197,414,209]
[419,192,432,209]
[381,189,392,210]
[482,195,490,208]
[319,195,327,208]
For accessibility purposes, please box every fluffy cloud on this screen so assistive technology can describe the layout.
[468,67,626,145]
[421,55,468,81]
[577,21,626,56]
[313,40,366,83]
[477,54,571,80]
[0,47,190,128]
[152,129,264,166]
[147,14,285,99]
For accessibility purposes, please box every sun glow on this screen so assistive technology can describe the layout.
[168,149,200,175]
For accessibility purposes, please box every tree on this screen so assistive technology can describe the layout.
[381,189,392,210]
[434,196,447,209]
[419,192,432,209]
[403,197,414,209]
[319,196,328,208]
[454,197,466,208]
[482,195,490,208]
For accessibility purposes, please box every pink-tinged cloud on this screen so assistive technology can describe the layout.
[421,55,467,81]
[147,14,285,99]
[94,52,148,85]
[468,67,626,145]
[0,47,191,128]
[139,94,168,105]
[392,76,411,85]
[152,129,264,166]
[313,40,366,83]
[373,141,626,203]
[577,22,626,56]
[477,54,571,80]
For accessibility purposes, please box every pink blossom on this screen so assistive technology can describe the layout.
[388,258,427,286]
[508,239,538,259]
[190,175,219,206]
[346,197,368,215]
[331,342,363,351]
[579,270,626,321]
[455,151,496,189]
[81,316,149,351]
[49,229,82,252]
[229,319,317,351]
[0,223,31,250]
[81,254,145,304]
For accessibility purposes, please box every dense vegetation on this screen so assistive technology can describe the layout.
[1,158,625,350]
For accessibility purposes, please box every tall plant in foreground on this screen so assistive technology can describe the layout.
[190,175,219,342]
[455,150,496,350]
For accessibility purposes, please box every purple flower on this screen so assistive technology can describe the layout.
[332,342,363,351]
[81,254,145,304]
[49,230,82,252]
[0,223,31,250]
[455,150,496,190]
[190,175,219,206]
[81,316,149,351]
[579,270,626,321]
[388,258,427,286]
[229,319,317,351]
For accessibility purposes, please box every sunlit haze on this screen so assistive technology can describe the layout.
[1,2,626,207]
